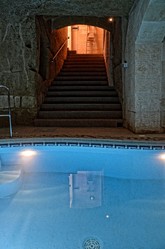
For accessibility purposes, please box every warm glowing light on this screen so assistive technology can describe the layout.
[20,150,37,157]
[108,17,113,22]
[158,153,165,160]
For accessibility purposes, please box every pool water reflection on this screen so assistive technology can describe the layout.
[0,142,165,249]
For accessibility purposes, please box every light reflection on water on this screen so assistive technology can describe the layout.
[0,172,165,249]
[0,146,165,249]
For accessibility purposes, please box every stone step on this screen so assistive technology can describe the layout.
[49,85,113,91]
[59,71,106,76]
[34,118,123,127]
[56,76,107,81]
[35,52,123,128]
[68,50,77,54]
[46,90,118,97]
[64,61,104,66]
[38,110,122,119]
[67,56,104,60]
[67,55,104,61]
[67,53,103,57]
[53,80,108,85]
[63,64,105,69]
[44,96,120,103]
[66,60,104,64]
[41,103,122,111]
[61,67,106,72]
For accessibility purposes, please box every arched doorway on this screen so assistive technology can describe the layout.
[35,16,123,127]
[36,16,122,97]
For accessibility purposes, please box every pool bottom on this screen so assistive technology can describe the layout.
[0,172,165,249]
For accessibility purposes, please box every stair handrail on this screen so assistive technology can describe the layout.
[0,85,13,137]
[51,37,69,63]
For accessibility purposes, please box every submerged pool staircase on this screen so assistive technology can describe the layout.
[0,160,22,198]
[35,51,123,127]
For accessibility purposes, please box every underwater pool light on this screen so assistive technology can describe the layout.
[20,150,37,157]
[158,153,165,160]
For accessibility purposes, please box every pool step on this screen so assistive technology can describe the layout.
[0,169,22,198]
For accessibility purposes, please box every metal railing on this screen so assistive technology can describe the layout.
[51,37,69,62]
[0,85,12,137]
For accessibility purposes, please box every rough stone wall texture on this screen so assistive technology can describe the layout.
[134,43,162,133]
[0,15,38,125]
[112,18,122,103]
[124,0,165,133]
[1,0,134,18]
[0,0,135,125]
[36,17,67,110]
[0,0,164,133]
[50,27,68,80]
[103,31,111,86]
[36,16,51,111]
[124,0,150,131]
[161,39,165,128]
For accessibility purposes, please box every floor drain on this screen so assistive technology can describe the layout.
[83,237,101,249]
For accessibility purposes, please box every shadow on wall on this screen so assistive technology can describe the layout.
[36,16,68,107]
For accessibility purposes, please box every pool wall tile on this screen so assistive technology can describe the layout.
[0,139,165,151]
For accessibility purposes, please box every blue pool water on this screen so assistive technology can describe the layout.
[0,140,165,249]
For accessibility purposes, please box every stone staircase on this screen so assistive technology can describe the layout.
[34,51,123,127]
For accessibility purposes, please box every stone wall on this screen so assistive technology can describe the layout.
[134,0,165,133]
[36,16,51,112]
[36,17,68,112]
[124,0,165,133]
[0,0,164,133]
[124,0,151,132]
[0,15,38,125]
[49,27,68,80]
[0,14,68,125]
[134,43,162,133]
[103,30,111,85]
[161,39,165,128]
[0,0,135,125]
[112,18,122,102]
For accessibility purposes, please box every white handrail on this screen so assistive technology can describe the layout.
[51,37,69,62]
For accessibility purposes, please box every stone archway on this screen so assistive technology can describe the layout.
[48,16,123,91]
[37,15,123,96]
[50,16,113,32]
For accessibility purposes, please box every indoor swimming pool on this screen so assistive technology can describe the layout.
[0,139,165,249]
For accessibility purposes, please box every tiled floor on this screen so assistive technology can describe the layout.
[1,126,165,142]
